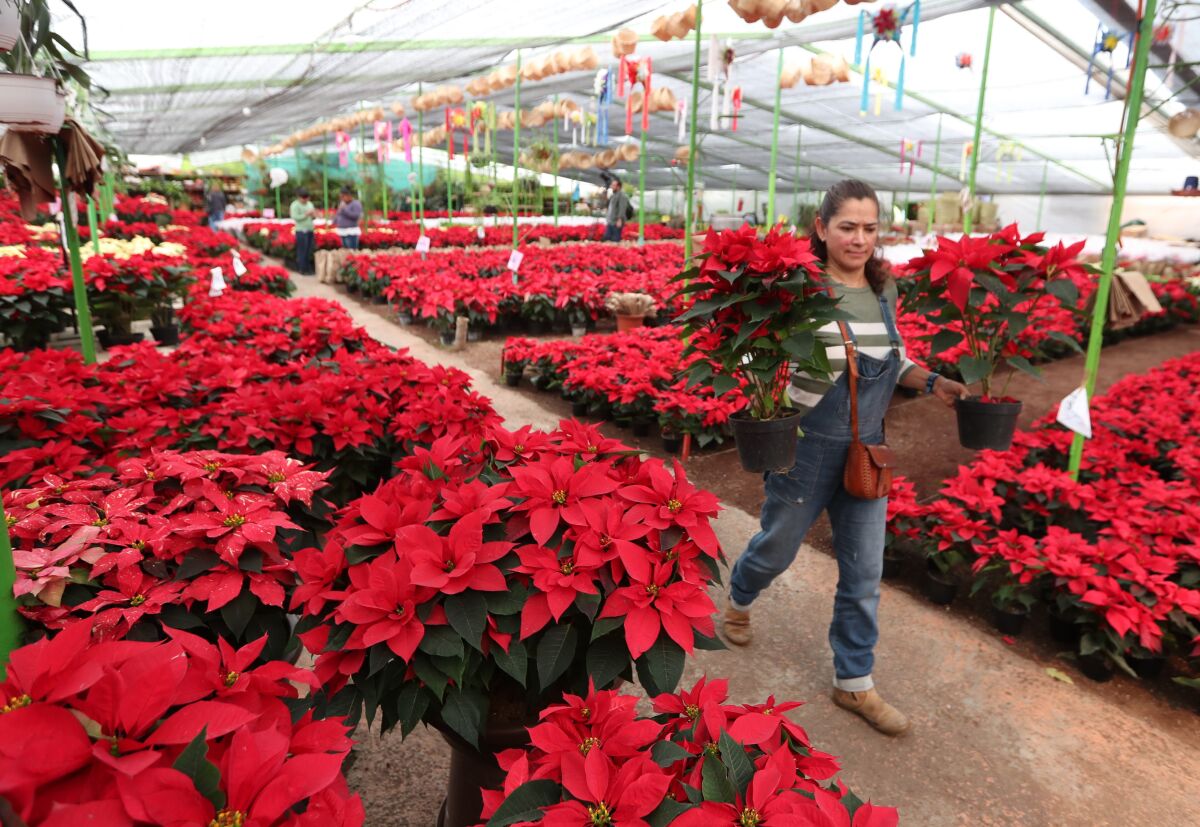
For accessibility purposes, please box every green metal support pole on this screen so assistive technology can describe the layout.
[418,83,426,230]
[766,48,784,227]
[1068,0,1158,478]
[52,137,95,365]
[684,0,703,259]
[0,498,20,674]
[638,119,647,245]
[553,95,560,227]
[512,49,522,248]
[322,131,330,216]
[86,196,100,255]
[274,185,281,220]
[447,155,453,219]
[964,6,996,235]
[927,113,943,234]
[381,152,389,220]
[1035,160,1049,229]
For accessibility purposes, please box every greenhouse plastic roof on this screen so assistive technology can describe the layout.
[63,0,1200,196]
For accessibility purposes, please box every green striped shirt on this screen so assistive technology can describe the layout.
[789,280,918,415]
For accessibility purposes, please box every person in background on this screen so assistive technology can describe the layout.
[206,185,227,227]
[334,186,363,250]
[290,187,316,275]
[603,179,629,242]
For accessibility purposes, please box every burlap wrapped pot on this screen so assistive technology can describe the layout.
[612,28,637,57]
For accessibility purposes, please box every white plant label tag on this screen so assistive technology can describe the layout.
[209,266,227,297]
[263,208,275,219]
[1056,386,1091,438]
[507,249,524,271]
[415,235,431,253]
[476,226,485,240]
[231,254,247,276]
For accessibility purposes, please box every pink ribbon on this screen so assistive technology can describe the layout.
[335,130,351,168]
[399,118,413,163]
[374,121,393,163]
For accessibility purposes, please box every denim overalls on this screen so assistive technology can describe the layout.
[730,293,902,692]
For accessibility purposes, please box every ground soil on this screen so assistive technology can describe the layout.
[271,258,1200,827]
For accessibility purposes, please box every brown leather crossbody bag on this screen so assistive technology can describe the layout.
[835,319,896,500]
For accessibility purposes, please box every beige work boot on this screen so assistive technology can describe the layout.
[832,688,911,736]
[722,607,752,646]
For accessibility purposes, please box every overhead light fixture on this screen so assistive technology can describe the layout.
[242,106,252,117]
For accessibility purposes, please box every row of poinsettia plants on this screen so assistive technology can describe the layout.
[886,350,1200,687]
[346,242,685,332]
[2,222,895,822]
[489,226,1200,447]
[0,194,293,350]
[241,219,683,259]
[502,327,748,447]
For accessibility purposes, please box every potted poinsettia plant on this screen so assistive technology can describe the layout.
[292,421,723,827]
[674,224,839,473]
[478,678,898,826]
[902,226,1086,450]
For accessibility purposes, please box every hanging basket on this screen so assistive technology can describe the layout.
[0,0,18,52]
[0,75,66,133]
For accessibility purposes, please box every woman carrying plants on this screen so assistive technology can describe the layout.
[724,179,968,737]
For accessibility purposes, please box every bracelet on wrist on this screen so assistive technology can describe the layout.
[925,373,941,395]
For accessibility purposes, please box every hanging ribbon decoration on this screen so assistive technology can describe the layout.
[619,56,653,134]
[708,38,736,131]
[374,121,392,163]
[1085,25,1134,99]
[398,118,414,163]
[730,87,743,131]
[960,141,974,182]
[899,138,922,175]
[675,99,687,143]
[335,130,351,168]
[855,1,921,116]
[594,68,612,146]
[444,107,468,159]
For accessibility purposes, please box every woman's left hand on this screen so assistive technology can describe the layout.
[932,376,970,407]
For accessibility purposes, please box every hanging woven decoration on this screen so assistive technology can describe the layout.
[1085,26,1134,99]
[374,120,392,163]
[618,55,653,134]
[854,1,922,114]
[707,38,737,130]
[593,68,613,146]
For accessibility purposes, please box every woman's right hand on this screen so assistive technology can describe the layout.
[932,376,970,407]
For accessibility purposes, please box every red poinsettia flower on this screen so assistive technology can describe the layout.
[508,455,620,546]
[334,552,428,660]
[916,233,1013,311]
[541,751,672,827]
[598,562,716,659]
[403,511,512,593]
[619,459,721,558]
[515,543,600,638]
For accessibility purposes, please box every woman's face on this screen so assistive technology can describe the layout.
[816,197,879,273]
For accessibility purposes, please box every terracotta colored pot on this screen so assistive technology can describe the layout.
[616,313,644,332]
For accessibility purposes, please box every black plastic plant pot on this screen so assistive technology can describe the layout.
[1077,653,1114,683]
[150,324,180,347]
[439,331,455,346]
[372,293,388,305]
[990,605,1029,636]
[397,312,414,326]
[527,320,548,335]
[1048,611,1082,647]
[98,330,144,349]
[631,416,654,437]
[592,402,612,421]
[613,416,632,429]
[504,371,522,387]
[467,329,482,342]
[661,432,683,454]
[881,552,905,580]
[571,400,589,417]
[531,374,553,392]
[1128,653,1166,680]
[345,282,359,295]
[921,563,957,606]
[729,411,802,474]
[955,396,1024,451]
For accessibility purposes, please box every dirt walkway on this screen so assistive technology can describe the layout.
[283,270,1200,827]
